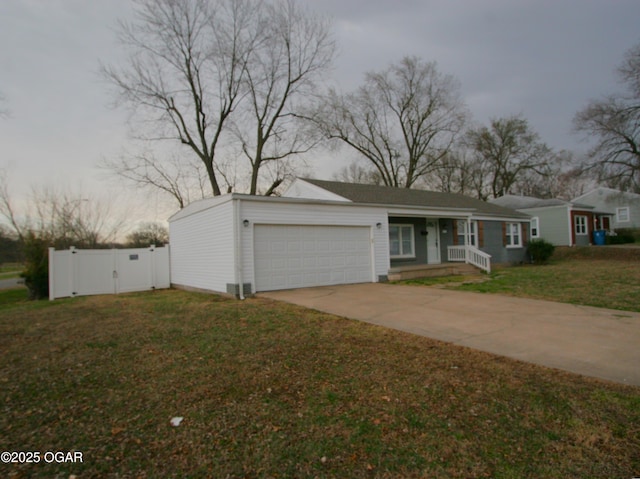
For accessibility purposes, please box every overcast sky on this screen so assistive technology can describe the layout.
[1,0,639,222]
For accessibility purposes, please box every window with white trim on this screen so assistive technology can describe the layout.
[505,223,522,247]
[617,206,630,223]
[389,224,415,258]
[456,220,477,246]
[575,215,587,235]
[530,217,540,238]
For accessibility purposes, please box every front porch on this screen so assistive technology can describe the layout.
[388,262,481,281]
[388,214,492,279]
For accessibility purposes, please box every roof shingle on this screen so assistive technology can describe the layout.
[302,179,529,219]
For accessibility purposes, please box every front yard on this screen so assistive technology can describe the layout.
[404,246,640,312]
[1,286,639,478]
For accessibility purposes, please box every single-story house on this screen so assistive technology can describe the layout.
[490,194,612,247]
[169,178,530,296]
[572,187,640,230]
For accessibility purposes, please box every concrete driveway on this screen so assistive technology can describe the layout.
[0,277,23,289]
[259,283,640,387]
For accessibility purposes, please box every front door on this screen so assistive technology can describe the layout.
[426,220,440,264]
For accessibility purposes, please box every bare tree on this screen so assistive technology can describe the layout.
[315,56,467,188]
[0,168,24,241]
[0,170,123,249]
[235,0,335,195]
[126,221,169,247]
[574,43,640,192]
[510,149,592,200]
[102,151,211,209]
[28,186,124,249]
[102,0,258,197]
[464,115,553,199]
[332,161,383,185]
[103,0,334,200]
[426,149,484,197]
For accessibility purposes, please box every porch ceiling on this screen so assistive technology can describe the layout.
[386,206,473,218]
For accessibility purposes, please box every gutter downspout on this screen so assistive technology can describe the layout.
[233,197,245,300]
[567,206,574,246]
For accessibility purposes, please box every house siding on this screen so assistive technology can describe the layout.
[388,216,428,266]
[520,205,570,246]
[480,220,527,264]
[238,199,389,293]
[169,199,236,293]
[435,218,529,264]
[574,188,640,229]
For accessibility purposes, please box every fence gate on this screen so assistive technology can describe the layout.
[48,246,170,300]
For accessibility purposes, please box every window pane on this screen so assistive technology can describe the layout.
[402,239,412,255]
[401,226,413,255]
[457,220,466,244]
[389,224,413,257]
[531,218,539,237]
[617,207,630,222]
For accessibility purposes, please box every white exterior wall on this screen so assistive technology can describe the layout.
[237,199,389,293]
[169,199,236,293]
[283,178,350,202]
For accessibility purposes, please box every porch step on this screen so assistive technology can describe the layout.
[388,263,480,281]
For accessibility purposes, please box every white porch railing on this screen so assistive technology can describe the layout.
[447,245,467,262]
[447,245,491,274]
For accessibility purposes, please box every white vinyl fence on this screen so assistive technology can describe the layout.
[49,246,170,300]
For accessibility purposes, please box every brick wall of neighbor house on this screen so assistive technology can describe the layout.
[570,210,594,246]
[388,216,428,267]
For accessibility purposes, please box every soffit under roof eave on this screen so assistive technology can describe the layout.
[472,214,531,222]
[386,206,474,217]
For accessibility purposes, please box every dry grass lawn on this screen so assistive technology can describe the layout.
[407,246,640,312]
[1,287,639,478]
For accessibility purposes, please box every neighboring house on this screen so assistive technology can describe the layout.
[169,178,530,296]
[490,194,611,247]
[572,187,640,230]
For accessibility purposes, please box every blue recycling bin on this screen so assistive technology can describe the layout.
[593,230,606,245]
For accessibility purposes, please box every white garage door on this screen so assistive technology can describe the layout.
[254,225,373,292]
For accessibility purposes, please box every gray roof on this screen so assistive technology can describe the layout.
[490,194,595,211]
[302,179,529,219]
[490,194,567,209]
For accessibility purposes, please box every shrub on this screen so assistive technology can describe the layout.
[527,238,555,264]
[606,228,638,245]
[20,233,50,300]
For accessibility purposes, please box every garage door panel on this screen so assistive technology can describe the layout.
[254,225,372,292]
[316,240,330,251]
[288,259,302,270]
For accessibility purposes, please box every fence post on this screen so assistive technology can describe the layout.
[48,248,55,301]
[149,245,156,290]
[69,246,77,297]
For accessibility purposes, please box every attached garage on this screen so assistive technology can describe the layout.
[253,224,373,291]
[168,192,389,297]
